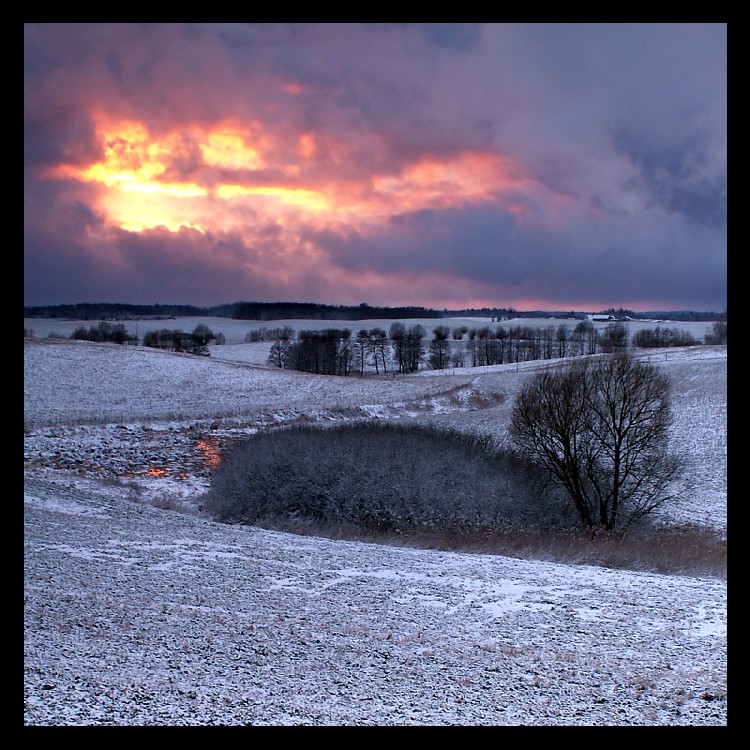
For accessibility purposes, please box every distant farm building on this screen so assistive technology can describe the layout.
[588,314,617,322]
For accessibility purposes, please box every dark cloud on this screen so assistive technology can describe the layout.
[614,126,727,230]
[309,202,726,310]
[24,23,727,311]
[417,23,482,51]
[363,23,481,52]
[24,110,94,168]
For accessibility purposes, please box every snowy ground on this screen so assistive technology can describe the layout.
[23,333,727,725]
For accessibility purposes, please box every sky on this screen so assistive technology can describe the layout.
[24,23,727,312]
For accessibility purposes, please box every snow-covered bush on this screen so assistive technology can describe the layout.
[203,422,575,534]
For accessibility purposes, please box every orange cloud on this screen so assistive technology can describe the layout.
[372,152,524,211]
[199,124,268,171]
[39,115,546,243]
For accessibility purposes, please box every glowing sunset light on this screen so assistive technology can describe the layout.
[200,129,267,170]
[50,161,207,199]
[373,152,523,206]
[102,186,209,235]
[120,181,207,197]
[46,113,539,237]
[215,184,331,211]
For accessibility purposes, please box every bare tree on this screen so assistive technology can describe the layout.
[389,321,407,372]
[388,322,424,372]
[573,319,598,356]
[429,326,451,369]
[510,354,681,533]
[405,324,425,372]
[466,328,478,367]
[598,322,629,353]
[495,326,508,364]
[705,320,727,345]
[356,329,369,374]
[541,324,556,359]
[267,327,294,368]
[367,328,389,374]
[556,324,569,358]
[475,326,493,366]
[336,328,353,376]
[191,323,214,346]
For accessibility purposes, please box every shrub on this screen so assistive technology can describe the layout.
[203,422,575,535]
[632,326,700,348]
[70,322,138,344]
[705,321,727,345]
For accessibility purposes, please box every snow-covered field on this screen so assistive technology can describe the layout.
[23,328,727,725]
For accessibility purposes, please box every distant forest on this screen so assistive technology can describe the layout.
[23,301,726,322]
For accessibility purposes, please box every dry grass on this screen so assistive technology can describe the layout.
[249,517,727,580]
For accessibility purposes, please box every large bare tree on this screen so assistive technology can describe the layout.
[510,354,681,532]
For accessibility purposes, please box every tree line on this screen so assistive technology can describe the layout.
[24,302,204,319]
[141,323,224,355]
[25,319,727,367]
[29,322,225,355]
[24,301,727,323]
[267,321,603,375]
[222,301,441,321]
[23,301,442,321]
[266,320,726,375]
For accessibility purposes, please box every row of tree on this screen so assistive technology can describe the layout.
[24,301,727,323]
[267,319,728,375]
[54,322,226,354]
[141,324,224,355]
[29,319,726,369]
[263,320,669,375]
[69,321,139,345]
[631,326,701,348]
[223,301,441,321]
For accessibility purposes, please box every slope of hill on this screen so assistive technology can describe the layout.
[24,337,727,725]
